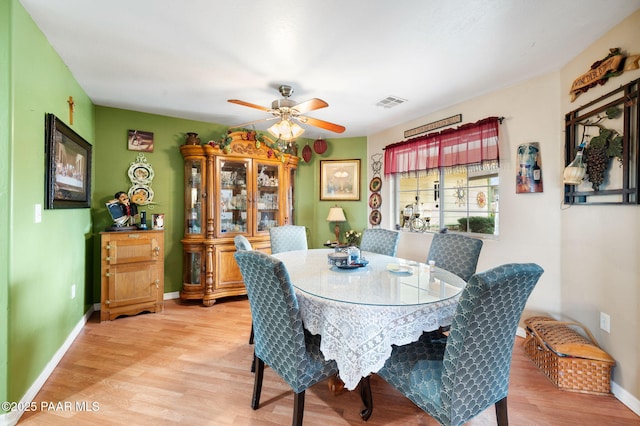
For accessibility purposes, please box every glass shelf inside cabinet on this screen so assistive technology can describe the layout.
[187,162,202,234]
[256,164,280,232]
[220,160,248,234]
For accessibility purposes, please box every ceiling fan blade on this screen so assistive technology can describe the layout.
[228,99,271,112]
[299,116,346,134]
[231,117,280,128]
[293,98,329,114]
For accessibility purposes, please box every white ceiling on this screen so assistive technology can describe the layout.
[19,0,640,139]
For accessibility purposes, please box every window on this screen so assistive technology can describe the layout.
[385,117,501,236]
[394,167,499,235]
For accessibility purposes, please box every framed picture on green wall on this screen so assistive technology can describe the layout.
[128,129,154,152]
[320,159,361,201]
[44,113,92,209]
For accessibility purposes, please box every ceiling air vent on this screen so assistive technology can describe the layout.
[376,96,407,109]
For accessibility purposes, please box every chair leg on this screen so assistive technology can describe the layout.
[495,396,508,426]
[249,324,254,344]
[292,391,305,426]
[250,350,256,373]
[252,357,264,410]
[359,375,373,421]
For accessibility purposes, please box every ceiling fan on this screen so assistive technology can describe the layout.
[228,85,346,140]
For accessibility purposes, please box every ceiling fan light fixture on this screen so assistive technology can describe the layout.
[268,119,304,141]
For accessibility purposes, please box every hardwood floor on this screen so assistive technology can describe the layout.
[18,298,639,425]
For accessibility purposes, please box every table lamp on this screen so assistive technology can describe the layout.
[326,206,347,244]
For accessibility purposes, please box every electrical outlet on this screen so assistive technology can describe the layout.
[71,284,76,299]
[599,312,610,333]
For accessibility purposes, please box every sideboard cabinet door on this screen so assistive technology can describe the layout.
[100,230,164,321]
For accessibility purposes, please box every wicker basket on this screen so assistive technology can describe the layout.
[523,316,615,395]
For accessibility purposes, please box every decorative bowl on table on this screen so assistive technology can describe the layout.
[327,252,369,269]
[328,252,350,267]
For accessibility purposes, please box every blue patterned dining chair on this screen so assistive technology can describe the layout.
[234,234,253,251]
[359,228,400,256]
[234,250,339,426]
[269,225,308,254]
[234,235,256,353]
[377,263,544,426]
[427,232,483,282]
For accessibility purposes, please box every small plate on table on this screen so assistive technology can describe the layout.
[335,259,369,270]
[386,263,413,275]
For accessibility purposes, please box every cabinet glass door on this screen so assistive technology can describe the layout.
[184,251,202,286]
[185,160,204,236]
[218,159,249,236]
[255,162,281,233]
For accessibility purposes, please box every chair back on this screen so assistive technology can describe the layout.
[234,235,252,251]
[439,263,543,425]
[269,225,308,254]
[427,233,483,281]
[234,250,322,392]
[359,228,400,256]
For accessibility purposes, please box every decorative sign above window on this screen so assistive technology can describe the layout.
[404,114,462,138]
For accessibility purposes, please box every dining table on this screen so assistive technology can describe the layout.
[272,248,466,419]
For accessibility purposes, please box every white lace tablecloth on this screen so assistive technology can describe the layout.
[273,249,465,390]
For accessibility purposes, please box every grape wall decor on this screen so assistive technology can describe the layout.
[564,78,639,205]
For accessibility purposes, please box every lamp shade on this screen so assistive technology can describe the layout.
[268,119,305,141]
[326,206,346,222]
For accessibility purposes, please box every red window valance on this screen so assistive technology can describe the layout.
[384,117,500,176]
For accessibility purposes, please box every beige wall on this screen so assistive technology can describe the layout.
[368,71,564,314]
[560,10,640,403]
[368,10,640,410]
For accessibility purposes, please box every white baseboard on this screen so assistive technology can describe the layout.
[612,381,640,417]
[164,291,180,300]
[0,306,95,426]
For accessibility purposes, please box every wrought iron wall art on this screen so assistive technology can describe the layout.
[564,78,639,205]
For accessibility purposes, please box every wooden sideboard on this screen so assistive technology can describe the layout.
[100,229,164,321]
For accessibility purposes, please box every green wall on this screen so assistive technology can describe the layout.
[295,137,368,247]
[93,109,368,293]
[93,107,228,294]
[1,0,12,410]
[6,0,95,405]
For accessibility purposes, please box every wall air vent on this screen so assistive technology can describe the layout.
[375,96,407,109]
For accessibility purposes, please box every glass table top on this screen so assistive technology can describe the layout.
[273,249,466,306]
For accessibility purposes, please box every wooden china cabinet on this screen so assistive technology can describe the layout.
[179,130,299,306]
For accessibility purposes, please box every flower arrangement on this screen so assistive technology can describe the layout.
[345,229,362,247]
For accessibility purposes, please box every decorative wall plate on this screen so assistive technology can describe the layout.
[128,159,154,184]
[369,209,381,226]
[301,144,312,162]
[368,192,382,209]
[369,176,382,192]
[128,184,154,205]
